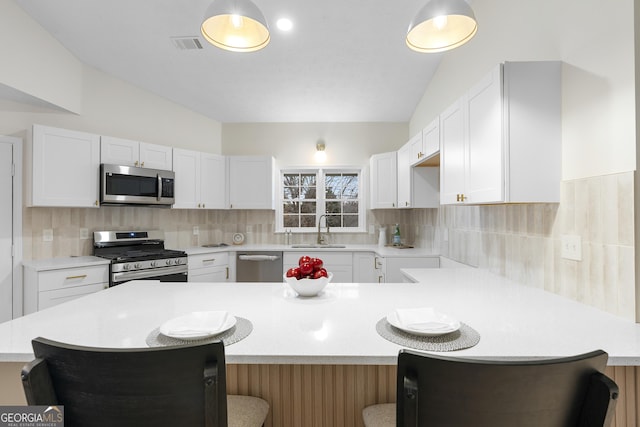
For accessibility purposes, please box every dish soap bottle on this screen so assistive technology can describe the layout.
[392,224,401,246]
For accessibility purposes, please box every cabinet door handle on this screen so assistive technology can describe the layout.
[202,203,205,208]
[134,161,139,167]
[226,267,229,280]
[95,200,99,206]
[66,275,87,280]
[198,203,201,208]
[141,161,145,167]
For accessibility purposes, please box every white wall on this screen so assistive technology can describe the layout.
[409,0,635,180]
[222,122,408,168]
[0,0,83,114]
[0,2,222,154]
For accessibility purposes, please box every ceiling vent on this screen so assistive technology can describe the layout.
[171,37,204,50]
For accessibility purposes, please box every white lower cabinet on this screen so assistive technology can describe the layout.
[24,264,109,314]
[188,252,231,282]
[374,256,439,283]
[352,252,377,283]
[283,252,353,283]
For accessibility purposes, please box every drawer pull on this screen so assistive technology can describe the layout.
[202,258,216,263]
[65,275,87,280]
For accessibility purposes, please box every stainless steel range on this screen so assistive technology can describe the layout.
[93,230,187,286]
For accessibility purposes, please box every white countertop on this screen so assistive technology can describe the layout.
[22,256,110,271]
[184,243,439,258]
[2,268,640,365]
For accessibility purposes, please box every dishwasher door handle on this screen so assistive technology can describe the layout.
[238,255,281,261]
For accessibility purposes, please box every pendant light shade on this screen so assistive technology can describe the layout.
[407,0,477,53]
[201,0,270,53]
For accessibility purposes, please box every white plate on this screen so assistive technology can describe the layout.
[159,311,236,340]
[386,308,460,337]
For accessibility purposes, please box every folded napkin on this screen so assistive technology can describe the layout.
[162,311,229,337]
[394,307,455,331]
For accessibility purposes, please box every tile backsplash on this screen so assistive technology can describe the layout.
[23,171,635,319]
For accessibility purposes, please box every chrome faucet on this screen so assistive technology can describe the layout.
[317,214,330,244]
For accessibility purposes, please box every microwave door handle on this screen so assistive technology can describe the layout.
[157,174,162,201]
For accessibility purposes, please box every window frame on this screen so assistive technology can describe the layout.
[277,166,366,233]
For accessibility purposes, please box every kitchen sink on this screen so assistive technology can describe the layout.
[290,244,347,249]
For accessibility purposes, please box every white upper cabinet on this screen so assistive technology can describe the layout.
[173,149,225,209]
[398,133,440,209]
[227,156,275,209]
[28,124,100,207]
[369,151,397,209]
[101,136,172,170]
[440,61,561,205]
[421,118,440,162]
[200,153,226,209]
[409,119,439,167]
[440,99,466,205]
[396,143,412,208]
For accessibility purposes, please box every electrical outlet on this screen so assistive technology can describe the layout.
[561,235,582,261]
[193,226,199,236]
[43,229,53,242]
[79,228,89,240]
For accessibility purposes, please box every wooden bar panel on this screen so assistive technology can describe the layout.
[227,364,640,427]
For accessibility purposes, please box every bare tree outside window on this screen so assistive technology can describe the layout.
[280,169,361,231]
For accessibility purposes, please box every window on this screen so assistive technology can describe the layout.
[279,168,364,232]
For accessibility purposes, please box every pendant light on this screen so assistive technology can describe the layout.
[201,0,270,53]
[406,0,477,53]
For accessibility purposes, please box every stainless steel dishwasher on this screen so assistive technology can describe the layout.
[235,251,283,282]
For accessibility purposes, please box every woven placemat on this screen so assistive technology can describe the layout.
[146,317,253,347]
[376,318,480,352]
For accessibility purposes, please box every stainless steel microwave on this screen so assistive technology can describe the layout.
[100,164,175,207]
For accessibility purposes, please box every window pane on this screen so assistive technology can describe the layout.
[300,201,316,214]
[301,187,316,200]
[283,187,299,199]
[301,174,316,186]
[300,215,316,227]
[284,215,299,227]
[283,174,299,186]
[326,215,341,227]
[342,174,358,198]
[326,201,341,214]
[343,215,359,227]
[344,200,358,213]
[283,202,298,214]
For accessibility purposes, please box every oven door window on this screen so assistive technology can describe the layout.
[106,173,157,197]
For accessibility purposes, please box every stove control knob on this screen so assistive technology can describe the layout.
[123,264,131,271]
[166,259,173,266]
[175,258,183,265]
[150,261,157,267]
[134,263,142,269]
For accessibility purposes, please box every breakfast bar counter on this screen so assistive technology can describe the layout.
[1,268,640,364]
[2,269,640,426]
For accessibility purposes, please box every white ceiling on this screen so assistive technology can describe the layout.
[14,0,444,123]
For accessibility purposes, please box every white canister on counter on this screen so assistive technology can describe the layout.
[378,227,387,246]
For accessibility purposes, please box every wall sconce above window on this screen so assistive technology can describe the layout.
[315,142,327,163]
[201,0,270,53]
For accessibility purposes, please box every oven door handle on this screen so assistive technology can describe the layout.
[112,265,187,282]
[238,255,281,261]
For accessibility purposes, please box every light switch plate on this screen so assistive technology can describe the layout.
[43,229,53,242]
[561,235,582,261]
[79,228,89,240]
[193,226,199,236]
